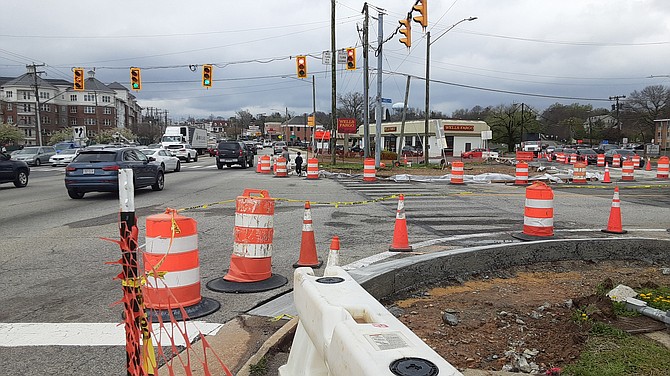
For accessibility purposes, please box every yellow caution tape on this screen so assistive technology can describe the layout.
[270,313,294,322]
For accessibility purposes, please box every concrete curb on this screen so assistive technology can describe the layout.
[236,317,298,376]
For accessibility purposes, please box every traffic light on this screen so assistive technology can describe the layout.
[73,68,85,91]
[202,64,213,88]
[296,55,307,78]
[130,67,142,91]
[413,0,428,29]
[346,48,356,70]
[399,18,411,48]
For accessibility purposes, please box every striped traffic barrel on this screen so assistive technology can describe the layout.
[514,161,529,185]
[306,158,319,179]
[513,181,554,241]
[207,189,287,293]
[363,158,376,182]
[632,155,641,169]
[450,161,465,184]
[570,153,577,164]
[612,154,621,168]
[572,162,587,184]
[260,155,271,174]
[657,156,669,179]
[274,156,288,177]
[597,154,605,167]
[621,160,635,181]
[143,208,219,320]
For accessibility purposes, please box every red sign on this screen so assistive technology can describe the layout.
[444,125,475,132]
[314,130,331,140]
[337,118,357,134]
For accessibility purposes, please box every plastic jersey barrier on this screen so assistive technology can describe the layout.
[278,266,463,376]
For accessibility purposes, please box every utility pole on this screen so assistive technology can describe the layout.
[397,75,411,163]
[28,63,46,146]
[330,0,337,164]
[375,10,384,168]
[609,95,626,143]
[362,3,370,158]
[423,31,430,165]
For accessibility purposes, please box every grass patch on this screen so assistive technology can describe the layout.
[248,356,268,376]
[637,287,670,311]
[562,324,670,375]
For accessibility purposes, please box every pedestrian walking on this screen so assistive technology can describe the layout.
[294,152,303,176]
[282,147,290,164]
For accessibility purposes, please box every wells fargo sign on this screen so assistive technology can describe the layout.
[444,124,475,132]
[337,118,357,134]
[383,126,398,133]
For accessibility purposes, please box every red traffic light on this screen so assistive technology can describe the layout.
[73,68,85,91]
[346,48,356,70]
[296,55,307,78]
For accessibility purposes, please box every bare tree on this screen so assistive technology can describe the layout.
[336,92,365,126]
[622,85,670,142]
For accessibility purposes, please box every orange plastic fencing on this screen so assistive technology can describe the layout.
[515,151,534,161]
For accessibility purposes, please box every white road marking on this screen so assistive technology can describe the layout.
[0,321,222,347]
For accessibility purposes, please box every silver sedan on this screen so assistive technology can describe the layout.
[140,148,181,172]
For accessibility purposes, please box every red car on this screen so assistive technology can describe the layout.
[461,148,487,159]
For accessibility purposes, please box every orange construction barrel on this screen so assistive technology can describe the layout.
[512,181,554,241]
[572,162,587,184]
[514,161,529,186]
[207,189,287,293]
[274,156,288,177]
[657,156,669,179]
[363,158,376,182]
[143,208,220,320]
[260,155,271,174]
[306,158,319,180]
[450,161,465,185]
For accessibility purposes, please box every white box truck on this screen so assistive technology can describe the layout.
[161,126,208,155]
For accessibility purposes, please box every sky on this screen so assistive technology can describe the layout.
[3,0,670,122]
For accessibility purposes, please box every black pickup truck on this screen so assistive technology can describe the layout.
[0,152,30,188]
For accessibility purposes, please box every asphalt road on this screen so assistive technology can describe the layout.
[1,151,669,375]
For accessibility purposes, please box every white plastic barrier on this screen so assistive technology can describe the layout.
[279,265,463,376]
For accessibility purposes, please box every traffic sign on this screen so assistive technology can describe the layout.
[381,98,392,104]
[73,126,86,140]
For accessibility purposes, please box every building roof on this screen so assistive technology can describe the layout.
[3,73,57,89]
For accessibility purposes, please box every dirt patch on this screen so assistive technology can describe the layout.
[386,260,670,373]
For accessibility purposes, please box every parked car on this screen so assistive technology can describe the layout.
[141,148,181,172]
[166,143,198,162]
[215,141,254,169]
[575,148,598,165]
[0,151,30,188]
[49,148,81,166]
[596,144,619,154]
[604,149,645,168]
[12,146,57,166]
[64,147,164,199]
[273,141,287,155]
[461,148,486,159]
[401,145,424,156]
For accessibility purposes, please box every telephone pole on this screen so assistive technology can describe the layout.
[330,0,337,164]
[28,63,46,146]
[362,2,370,158]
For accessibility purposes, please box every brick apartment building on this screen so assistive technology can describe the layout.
[0,66,141,146]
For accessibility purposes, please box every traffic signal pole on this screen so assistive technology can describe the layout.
[375,10,384,168]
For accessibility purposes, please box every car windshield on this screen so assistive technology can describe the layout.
[140,149,157,155]
[16,147,39,154]
[74,151,117,162]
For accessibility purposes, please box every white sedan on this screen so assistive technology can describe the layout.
[49,148,80,166]
[141,148,181,172]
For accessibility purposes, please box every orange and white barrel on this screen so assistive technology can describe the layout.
[143,209,202,310]
[363,158,376,182]
[520,181,554,238]
[225,189,275,282]
[597,154,605,167]
[260,155,271,174]
[621,160,635,181]
[274,156,288,177]
[612,154,621,168]
[570,154,577,164]
[450,161,465,184]
[657,156,669,179]
[514,161,529,185]
[306,158,319,180]
[572,162,587,184]
[632,155,641,169]
[556,153,564,164]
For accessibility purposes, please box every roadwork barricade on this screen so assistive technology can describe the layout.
[513,181,554,241]
[278,265,463,376]
[363,158,376,182]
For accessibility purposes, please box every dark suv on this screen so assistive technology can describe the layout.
[216,141,254,169]
[0,152,30,188]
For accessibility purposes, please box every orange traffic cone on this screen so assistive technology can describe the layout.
[602,163,611,183]
[389,194,412,252]
[293,202,322,268]
[602,186,627,234]
[646,158,652,171]
[325,236,340,269]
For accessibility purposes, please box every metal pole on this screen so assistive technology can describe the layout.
[375,11,383,168]
[330,0,337,164]
[310,74,316,161]
[423,32,430,165]
[363,3,370,158]
[397,75,411,163]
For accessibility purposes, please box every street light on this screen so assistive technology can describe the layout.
[423,17,477,165]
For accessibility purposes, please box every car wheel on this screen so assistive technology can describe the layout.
[248,158,253,167]
[242,159,248,169]
[175,160,181,172]
[152,171,165,191]
[160,162,166,171]
[14,171,29,188]
[185,155,191,163]
[194,154,198,162]
[34,159,41,166]
[68,190,84,199]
